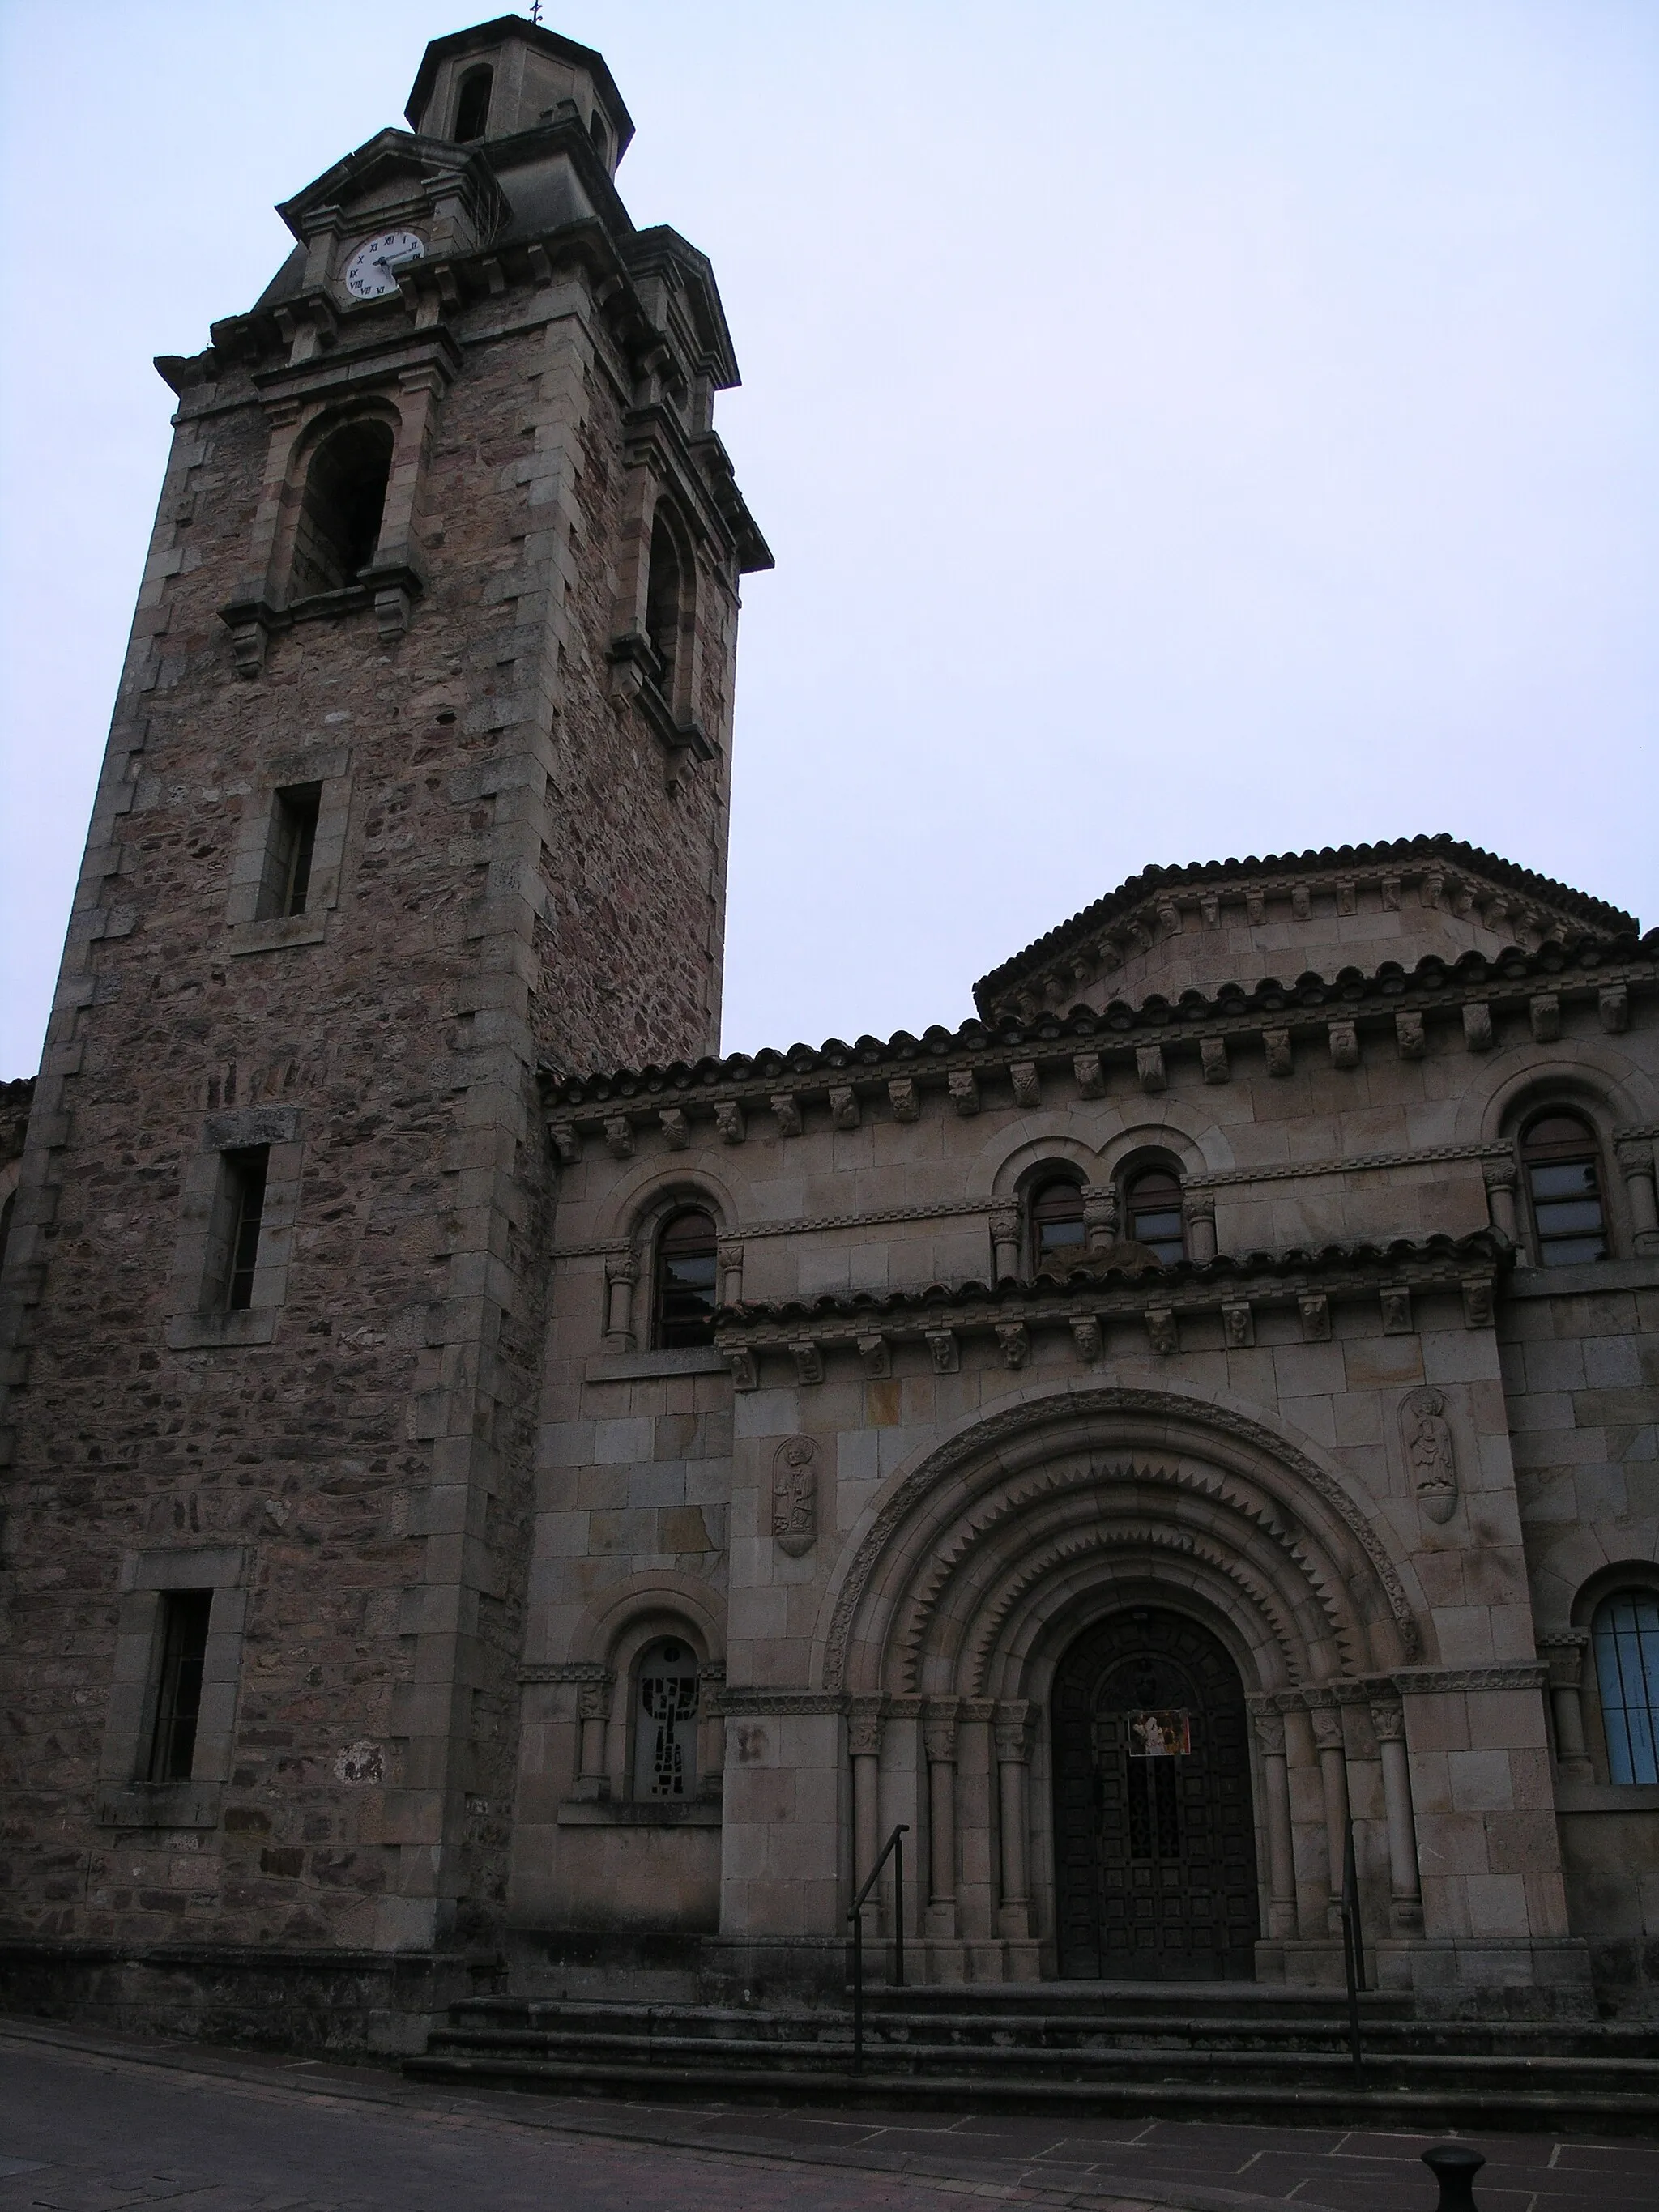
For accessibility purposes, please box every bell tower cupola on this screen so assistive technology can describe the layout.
[404,14,633,175]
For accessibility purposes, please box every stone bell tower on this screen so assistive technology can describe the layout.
[0,15,768,2044]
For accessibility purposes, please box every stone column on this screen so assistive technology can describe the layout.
[1369,1697,1423,1933]
[847,1695,886,1932]
[1483,1160,1522,1254]
[1252,1703,1298,1939]
[572,1666,615,1801]
[923,1698,960,1941]
[1541,1633,1594,1782]
[717,1237,745,1305]
[603,1253,639,1345]
[1081,1184,1119,1255]
[992,1701,1034,1939]
[989,1208,1021,1282]
[1183,1190,1218,1264]
[1617,1140,1659,1255]
[1308,1697,1352,1936]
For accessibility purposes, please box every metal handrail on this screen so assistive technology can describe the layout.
[847,1823,907,2072]
[1339,1813,1365,2079]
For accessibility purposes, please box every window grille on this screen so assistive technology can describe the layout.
[655,1208,718,1347]
[633,1639,699,1798]
[1030,1178,1085,1271]
[223,1149,270,1311]
[147,1590,213,1783]
[1125,1165,1186,1262]
[1593,1591,1659,1784]
[1520,1113,1609,1267]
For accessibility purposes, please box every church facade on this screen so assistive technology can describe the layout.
[2,16,1657,2055]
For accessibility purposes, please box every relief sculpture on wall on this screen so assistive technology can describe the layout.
[1401,1386,1458,1523]
[772,1434,820,1556]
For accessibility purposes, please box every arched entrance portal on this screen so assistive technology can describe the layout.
[1053,1608,1259,1980]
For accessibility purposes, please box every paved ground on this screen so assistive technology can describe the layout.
[2,2021,1656,2212]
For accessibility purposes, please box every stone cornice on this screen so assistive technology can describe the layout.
[714,1232,1508,1387]
[540,934,1655,1158]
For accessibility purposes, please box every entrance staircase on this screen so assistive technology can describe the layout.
[406,1980,1659,2130]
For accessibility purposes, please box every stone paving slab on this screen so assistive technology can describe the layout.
[2,2020,1657,2212]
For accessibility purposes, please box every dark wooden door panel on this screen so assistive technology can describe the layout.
[1052,1607,1260,1980]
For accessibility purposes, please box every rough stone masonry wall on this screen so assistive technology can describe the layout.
[0,237,741,2009]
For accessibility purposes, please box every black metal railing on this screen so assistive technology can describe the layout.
[1339,1813,1365,2079]
[847,1822,907,2072]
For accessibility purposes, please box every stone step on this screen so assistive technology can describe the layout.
[441,1996,1657,2060]
[424,2022,1659,2090]
[403,2048,1659,2132]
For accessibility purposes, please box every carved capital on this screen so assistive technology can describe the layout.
[1482,1158,1518,1195]
[1368,1698,1406,1744]
[1538,1630,1589,1690]
[989,1207,1020,1247]
[1252,1706,1286,1757]
[847,1694,886,1759]
[993,1699,1035,1764]
[923,1698,961,1764]
[605,1251,640,1286]
[1309,1704,1346,1753]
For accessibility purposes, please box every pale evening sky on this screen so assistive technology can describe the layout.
[0,0,1653,1078]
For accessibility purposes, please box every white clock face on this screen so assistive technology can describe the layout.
[342,229,425,300]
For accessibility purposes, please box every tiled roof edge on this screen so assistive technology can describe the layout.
[972,835,1640,1010]
[539,930,1658,1107]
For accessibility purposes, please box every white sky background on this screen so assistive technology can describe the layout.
[0,1,1654,1078]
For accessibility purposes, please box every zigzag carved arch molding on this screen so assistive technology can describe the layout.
[819,1387,1423,1694]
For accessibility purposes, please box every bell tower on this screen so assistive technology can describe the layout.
[0,15,768,2039]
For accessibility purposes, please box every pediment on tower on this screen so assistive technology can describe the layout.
[974,835,1639,1022]
[275,128,510,266]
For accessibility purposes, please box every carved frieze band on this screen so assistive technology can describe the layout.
[1187,1143,1512,1191]
[518,1661,616,1686]
[709,1689,849,1716]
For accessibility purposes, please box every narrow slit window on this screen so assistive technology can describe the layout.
[644,509,684,690]
[633,1638,699,1798]
[589,110,609,160]
[147,1590,214,1783]
[223,1147,270,1311]
[1030,1177,1085,1272]
[454,65,493,143]
[1124,1166,1186,1263]
[654,1208,718,1348]
[1521,1113,1609,1267]
[259,784,321,919]
[1593,1592,1659,1784]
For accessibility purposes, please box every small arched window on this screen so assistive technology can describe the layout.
[1124,1164,1185,1263]
[1520,1111,1609,1267]
[1030,1177,1085,1272]
[1592,1591,1659,1784]
[290,420,394,599]
[454,66,493,143]
[654,1208,718,1348]
[644,509,685,692]
[633,1637,700,1798]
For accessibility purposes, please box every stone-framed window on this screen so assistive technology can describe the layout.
[653,1208,719,1349]
[1519,1109,1611,1267]
[290,419,395,599]
[225,746,351,955]
[165,1106,304,1349]
[96,1545,249,1831]
[1592,1590,1659,1785]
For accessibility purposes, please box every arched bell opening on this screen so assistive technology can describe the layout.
[1051,1605,1259,1980]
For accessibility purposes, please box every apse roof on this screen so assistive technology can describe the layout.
[973,834,1638,1012]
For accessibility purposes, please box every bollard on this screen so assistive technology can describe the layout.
[1421,2143,1485,2211]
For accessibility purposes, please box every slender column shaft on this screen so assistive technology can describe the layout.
[1371,1700,1423,1932]
[847,1696,886,1934]
[1542,1634,1594,1781]
[923,1700,960,1941]
[1253,1707,1297,1940]
[1618,1141,1659,1254]
[993,1702,1034,1940]
[1310,1703,1351,1936]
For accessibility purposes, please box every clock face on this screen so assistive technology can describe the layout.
[342,229,425,300]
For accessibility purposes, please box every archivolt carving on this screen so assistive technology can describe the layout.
[889,1454,1360,1694]
[947,1523,1307,1698]
[821,1387,1422,1691]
